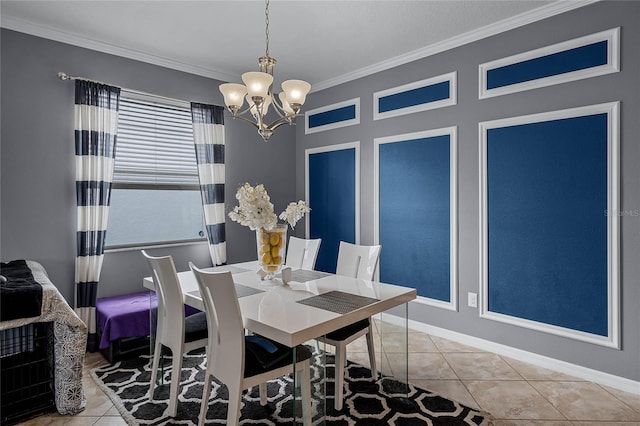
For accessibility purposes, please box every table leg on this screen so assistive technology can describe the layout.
[379,302,412,402]
[291,340,326,425]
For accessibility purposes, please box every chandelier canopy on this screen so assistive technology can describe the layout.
[219,0,311,142]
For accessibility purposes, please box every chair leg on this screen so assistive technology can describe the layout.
[299,360,312,426]
[259,382,267,405]
[226,378,243,426]
[167,349,183,417]
[149,341,163,400]
[198,373,213,426]
[365,326,378,380]
[334,343,346,411]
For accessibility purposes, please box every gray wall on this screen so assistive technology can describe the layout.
[295,1,640,381]
[1,29,296,301]
[1,2,638,383]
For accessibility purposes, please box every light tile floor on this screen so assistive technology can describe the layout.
[16,326,640,425]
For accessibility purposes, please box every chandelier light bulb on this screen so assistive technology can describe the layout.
[242,71,273,99]
[219,83,247,108]
[282,80,311,106]
[278,92,294,115]
[246,94,271,118]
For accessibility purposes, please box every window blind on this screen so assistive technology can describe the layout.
[114,94,198,188]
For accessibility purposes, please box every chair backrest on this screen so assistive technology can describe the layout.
[285,236,322,270]
[335,241,382,281]
[189,263,244,384]
[141,250,185,342]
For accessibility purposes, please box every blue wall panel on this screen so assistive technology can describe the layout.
[308,148,356,273]
[487,113,608,336]
[379,135,451,301]
[308,105,357,129]
[378,81,450,113]
[487,41,608,89]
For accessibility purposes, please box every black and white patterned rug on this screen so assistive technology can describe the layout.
[91,348,491,425]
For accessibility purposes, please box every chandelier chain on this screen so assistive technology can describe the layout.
[218,0,310,141]
[265,0,270,57]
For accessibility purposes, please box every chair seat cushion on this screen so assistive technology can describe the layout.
[325,318,370,341]
[184,312,208,343]
[244,335,312,378]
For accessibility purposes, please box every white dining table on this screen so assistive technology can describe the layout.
[142,260,417,424]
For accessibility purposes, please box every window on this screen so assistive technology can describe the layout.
[106,92,205,248]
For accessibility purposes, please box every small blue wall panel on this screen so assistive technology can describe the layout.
[379,135,451,302]
[305,98,360,134]
[487,41,608,90]
[486,113,608,336]
[374,72,457,120]
[308,105,356,128]
[378,81,450,113]
[308,148,356,273]
[480,28,619,99]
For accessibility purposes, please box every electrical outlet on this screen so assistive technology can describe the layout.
[468,292,478,308]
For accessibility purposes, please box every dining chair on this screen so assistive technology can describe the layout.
[189,263,312,426]
[285,236,322,270]
[142,250,208,418]
[321,241,382,411]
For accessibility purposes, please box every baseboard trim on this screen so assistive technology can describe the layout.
[378,314,639,396]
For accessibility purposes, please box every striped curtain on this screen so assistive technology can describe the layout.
[191,103,226,265]
[74,80,120,349]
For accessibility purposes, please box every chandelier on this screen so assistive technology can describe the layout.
[219,0,311,142]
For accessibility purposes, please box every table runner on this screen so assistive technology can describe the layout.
[213,265,252,274]
[297,290,379,314]
[278,269,331,282]
[188,283,264,299]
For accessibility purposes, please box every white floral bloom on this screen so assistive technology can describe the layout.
[228,182,277,230]
[229,183,310,231]
[279,201,311,229]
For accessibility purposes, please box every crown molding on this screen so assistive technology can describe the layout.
[0,15,237,82]
[1,1,599,91]
[312,0,600,92]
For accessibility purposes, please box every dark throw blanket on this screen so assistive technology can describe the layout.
[1,259,43,321]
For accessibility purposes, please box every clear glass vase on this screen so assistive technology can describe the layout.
[256,224,287,280]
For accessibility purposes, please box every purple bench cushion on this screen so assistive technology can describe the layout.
[96,291,199,350]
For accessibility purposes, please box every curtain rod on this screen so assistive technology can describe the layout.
[57,72,190,106]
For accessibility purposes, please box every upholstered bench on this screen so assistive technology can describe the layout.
[96,291,199,363]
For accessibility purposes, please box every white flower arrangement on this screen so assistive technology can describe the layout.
[228,182,310,231]
[279,201,311,230]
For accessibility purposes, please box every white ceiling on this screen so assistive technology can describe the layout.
[1,1,592,91]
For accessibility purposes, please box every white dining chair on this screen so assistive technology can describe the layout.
[285,236,322,270]
[190,263,312,426]
[142,251,208,418]
[321,241,381,411]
